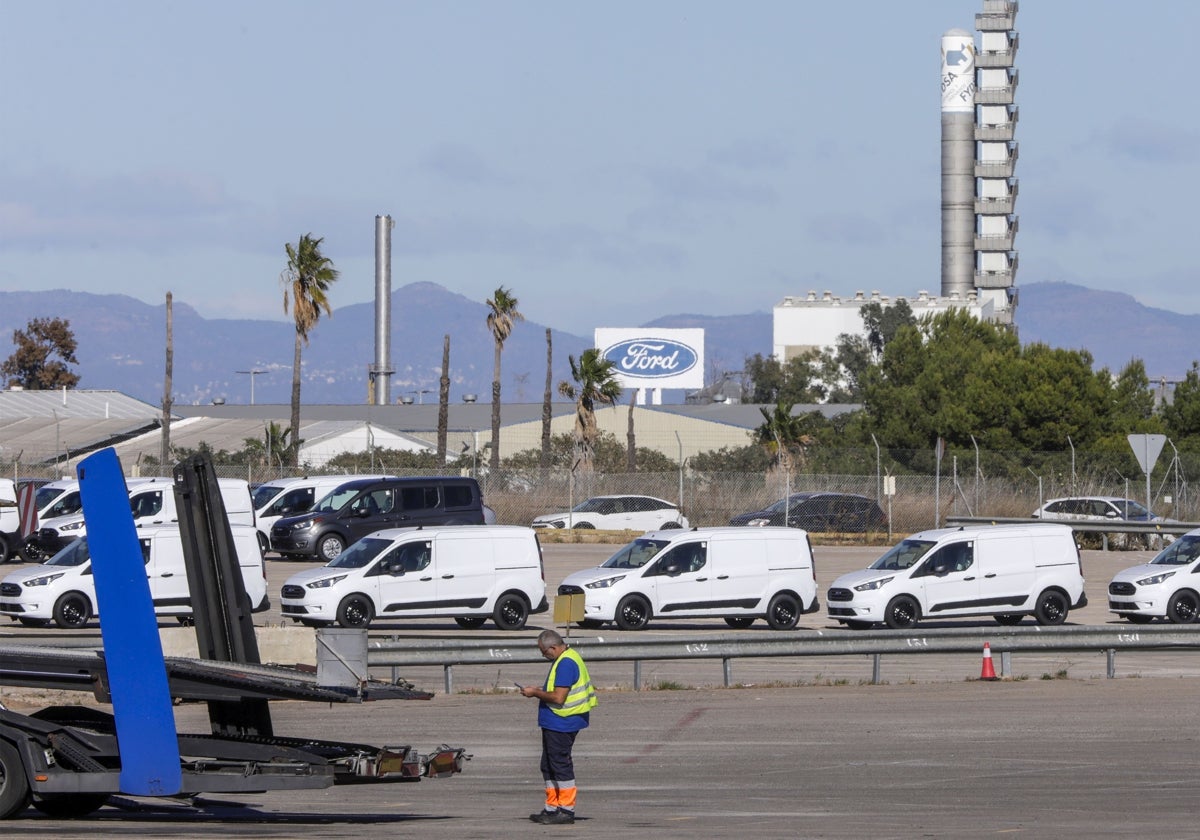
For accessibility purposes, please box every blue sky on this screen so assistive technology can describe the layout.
[2,1,1197,337]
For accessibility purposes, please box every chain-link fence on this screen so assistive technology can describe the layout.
[7,444,1195,541]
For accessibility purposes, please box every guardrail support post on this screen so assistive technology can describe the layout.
[871,653,882,685]
[633,660,642,691]
[722,657,732,687]
[1106,649,1115,678]
[1000,651,1011,678]
[445,664,454,695]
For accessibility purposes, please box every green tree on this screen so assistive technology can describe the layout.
[558,348,622,472]
[1,317,80,390]
[281,233,339,467]
[486,286,524,470]
[505,431,675,472]
[1162,362,1200,445]
[753,402,824,470]
[743,350,827,404]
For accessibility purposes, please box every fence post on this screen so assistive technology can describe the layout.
[1106,649,1115,679]
[722,657,732,687]
[1000,650,1011,678]
[871,653,882,685]
[633,660,642,691]
[445,664,454,695]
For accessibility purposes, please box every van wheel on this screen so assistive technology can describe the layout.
[724,617,755,629]
[454,616,487,629]
[493,593,529,630]
[994,614,1023,626]
[1033,590,1069,626]
[883,595,920,630]
[615,595,651,630]
[765,594,801,630]
[0,535,8,563]
[318,533,346,561]
[661,521,682,529]
[572,522,595,530]
[52,592,92,629]
[18,537,47,564]
[257,532,270,555]
[0,738,32,819]
[336,594,374,628]
[1167,590,1200,624]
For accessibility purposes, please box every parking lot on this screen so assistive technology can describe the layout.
[3,542,1200,834]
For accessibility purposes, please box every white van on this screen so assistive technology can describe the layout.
[0,523,268,629]
[252,474,388,551]
[826,524,1085,629]
[0,480,17,561]
[280,525,548,630]
[557,527,819,631]
[1108,528,1200,624]
[31,477,256,559]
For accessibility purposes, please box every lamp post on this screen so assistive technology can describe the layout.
[409,388,433,405]
[236,369,267,405]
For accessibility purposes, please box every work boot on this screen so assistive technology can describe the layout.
[547,809,575,824]
[529,810,558,824]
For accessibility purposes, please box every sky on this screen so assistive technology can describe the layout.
[2,1,1198,337]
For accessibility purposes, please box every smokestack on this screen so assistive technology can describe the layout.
[373,214,395,404]
[940,28,976,299]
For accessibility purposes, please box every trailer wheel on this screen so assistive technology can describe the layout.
[52,592,93,629]
[0,739,31,819]
[31,793,109,818]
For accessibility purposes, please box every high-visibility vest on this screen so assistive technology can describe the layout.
[546,648,598,718]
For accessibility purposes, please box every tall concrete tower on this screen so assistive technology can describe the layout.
[370,214,396,404]
[940,28,976,299]
[973,0,1020,325]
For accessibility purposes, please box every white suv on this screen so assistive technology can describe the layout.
[1108,529,1200,624]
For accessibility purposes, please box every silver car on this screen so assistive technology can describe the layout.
[532,495,688,531]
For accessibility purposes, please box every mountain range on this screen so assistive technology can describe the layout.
[0,281,1194,407]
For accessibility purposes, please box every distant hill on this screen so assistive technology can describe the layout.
[0,281,1195,406]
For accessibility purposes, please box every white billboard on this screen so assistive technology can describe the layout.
[595,328,705,390]
[940,30,976,114]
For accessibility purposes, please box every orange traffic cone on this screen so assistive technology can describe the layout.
[979,642,998,681]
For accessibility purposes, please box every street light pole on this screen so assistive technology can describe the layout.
[236,369,267,405]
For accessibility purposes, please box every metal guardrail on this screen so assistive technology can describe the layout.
[365,625,1200,693]
[944,516,1199,550]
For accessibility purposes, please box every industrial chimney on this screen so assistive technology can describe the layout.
[371,214,395,404]
[940,28,976,300]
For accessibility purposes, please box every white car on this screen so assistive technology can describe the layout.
[531,495,688,531]
[1033,496,1158,523]
[0,524,268,629]
[280,525,547,630]
[1108,529,1200,624]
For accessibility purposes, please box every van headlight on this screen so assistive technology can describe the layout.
[306,575,348,589]
[854,577,894,591]
[24,573,65,587]
[59,521,87,533]
[585,575,626,589]
[1136,571,1176,586]
[747,518,770,527]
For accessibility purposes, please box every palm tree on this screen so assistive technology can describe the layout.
[486,286,524,469]
[754,401,817,472]
[558,348,622,473]
[281,234,339,468]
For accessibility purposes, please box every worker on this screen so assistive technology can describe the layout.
[520,629,597,825]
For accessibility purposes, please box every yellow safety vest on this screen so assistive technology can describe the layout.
[546,648,598,718]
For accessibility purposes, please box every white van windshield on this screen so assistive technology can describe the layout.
[869,539,937,571]
[327,537,391,569]
[1150,535,1200,566]
[313,486,364,514]
[252,483,288,510]
[601,538,670,570]
[46,538,91,568]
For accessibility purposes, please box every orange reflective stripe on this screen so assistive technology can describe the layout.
[558,787,577,809]
[544,787,560,808]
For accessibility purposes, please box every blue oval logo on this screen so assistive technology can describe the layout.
[602,339,698,380]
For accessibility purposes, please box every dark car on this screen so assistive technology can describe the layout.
[729,492,887,533]
[270,476,486,561]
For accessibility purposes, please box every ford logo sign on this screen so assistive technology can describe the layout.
[602,339,698,379]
